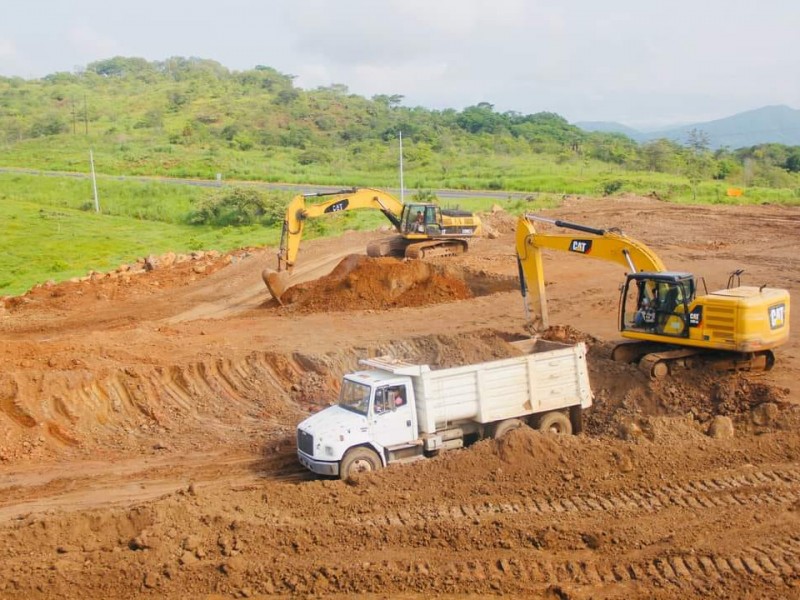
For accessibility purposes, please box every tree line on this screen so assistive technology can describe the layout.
[1,56,799,191]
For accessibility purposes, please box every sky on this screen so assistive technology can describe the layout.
[1,0,798,129]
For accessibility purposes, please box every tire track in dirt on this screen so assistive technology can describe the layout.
[0,449,308,523]
[347,467,800,529]
[256,534,800,595]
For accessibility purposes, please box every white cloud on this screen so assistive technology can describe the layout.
[0,37,31,77]
[67,24,118,58]
[0,38,16,59]
[0,0,797,124]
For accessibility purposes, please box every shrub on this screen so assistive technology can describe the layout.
[602,179,624,196]
[412,189,438,203]
[187,187,286,227]
[297,148,332,165]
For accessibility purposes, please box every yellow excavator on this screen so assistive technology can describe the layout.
[515,213,790,377]
[263,187,482,302]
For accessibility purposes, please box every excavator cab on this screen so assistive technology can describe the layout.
[402,203,441,236]
[621,272,697,337]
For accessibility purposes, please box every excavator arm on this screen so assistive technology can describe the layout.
[264,187,405,303]
[276,187,405,272]
[515,214,666,328]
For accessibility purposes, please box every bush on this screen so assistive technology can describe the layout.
[297,148,332,165]
[187,187,286,227]
[412,189,438,203]
[602,179,624,196]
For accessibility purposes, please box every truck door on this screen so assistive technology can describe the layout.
[370,384,415,447]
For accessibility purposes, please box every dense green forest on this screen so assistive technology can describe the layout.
[1,56,799,202]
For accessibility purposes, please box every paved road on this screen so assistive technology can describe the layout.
[0,166,536,201]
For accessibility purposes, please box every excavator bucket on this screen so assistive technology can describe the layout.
[262,268,290,305]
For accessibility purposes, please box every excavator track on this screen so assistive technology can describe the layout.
[638,348,701,379]
[404,240,468,260]
[613,341,776,379]
[366,236,409,259]
[610,340,674,364]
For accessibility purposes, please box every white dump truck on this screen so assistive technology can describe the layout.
[297,339,593,479]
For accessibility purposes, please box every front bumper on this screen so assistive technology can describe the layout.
[298,451,339,476]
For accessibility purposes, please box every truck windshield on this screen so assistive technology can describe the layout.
[338,379,371,416]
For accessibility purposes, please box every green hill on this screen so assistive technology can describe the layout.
[2,55,797,197]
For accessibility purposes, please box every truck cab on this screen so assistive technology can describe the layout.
[296,369,417,477]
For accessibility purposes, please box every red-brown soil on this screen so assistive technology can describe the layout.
[0,195,798,599]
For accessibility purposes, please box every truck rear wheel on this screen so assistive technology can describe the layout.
[493,418,523,439]
[538,411,572,435]
[340,447,382,480]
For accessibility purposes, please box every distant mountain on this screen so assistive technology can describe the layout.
[575,105,800,150]
[572,120,642,139]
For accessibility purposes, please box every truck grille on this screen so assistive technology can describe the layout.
[297,429,314,455]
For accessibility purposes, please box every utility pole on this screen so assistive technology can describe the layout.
[399,130,404,204]
[83,94,89,135]
[90,149,99,212]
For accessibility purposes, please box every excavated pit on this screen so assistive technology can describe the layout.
[1,327,791,463]
[0,328,797,599]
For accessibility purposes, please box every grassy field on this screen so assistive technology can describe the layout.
[2,162,797,297]
[3,136,798,204]
[1,171,546,296]
[0,197,271,295]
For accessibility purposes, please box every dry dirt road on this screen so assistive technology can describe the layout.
[0,195,798,599]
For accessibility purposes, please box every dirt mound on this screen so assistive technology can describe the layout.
[479,206,518,235]
[584,340,794,438]
[378,330,527,368]
[1,249,247,315]
[280,255,473,312]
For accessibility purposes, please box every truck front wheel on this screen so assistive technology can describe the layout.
[340,447,382,480]
[538,411,572,435]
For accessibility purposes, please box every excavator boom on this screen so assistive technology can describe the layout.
[263,187,404,303]
[515,214,665,329]
[276,188,404,272]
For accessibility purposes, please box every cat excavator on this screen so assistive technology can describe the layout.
[263,187,482,302]
[515,213,790,378]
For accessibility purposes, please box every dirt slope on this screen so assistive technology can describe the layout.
[0,195,798,599]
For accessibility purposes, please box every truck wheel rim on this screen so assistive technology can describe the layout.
[352,458,374,472]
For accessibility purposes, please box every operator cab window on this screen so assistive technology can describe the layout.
[626,276,693,336]
[424,206,440,234]
[373,385,407,415]
[406,206,426,233]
